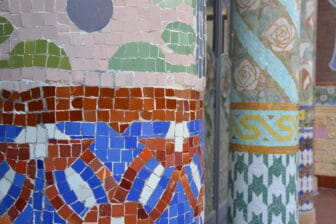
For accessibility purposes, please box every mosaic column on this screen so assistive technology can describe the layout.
[298,0,317,224]
[228,1,300,223]
[0,0,206,223]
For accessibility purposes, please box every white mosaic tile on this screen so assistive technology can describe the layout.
[65,167,96,209]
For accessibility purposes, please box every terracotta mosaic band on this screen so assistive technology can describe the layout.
[229,143,298,154]
[0,86,203,133]
[230,102,298,111]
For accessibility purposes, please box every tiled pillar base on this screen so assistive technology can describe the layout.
[299,209,316,224]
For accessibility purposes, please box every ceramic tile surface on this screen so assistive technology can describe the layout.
[0,0,206,223]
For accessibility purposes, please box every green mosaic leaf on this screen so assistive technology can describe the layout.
[161,21,196,55]
[0,17,14,45]
[155,0,183,8]
[0,40,71,70]
[109,42,196,75]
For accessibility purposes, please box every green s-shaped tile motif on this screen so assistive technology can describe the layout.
[0,17,14,45]
[109,42,196,74]
[161,21,196,55]
[0,40,71,70]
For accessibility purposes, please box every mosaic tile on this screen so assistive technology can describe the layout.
[66,0,113,33]
[109,42,197,74]
[0,16,13,45]
[0,85,204,223]
[0,40,71,70]
[154,0,183,9]
[161,21,196,55]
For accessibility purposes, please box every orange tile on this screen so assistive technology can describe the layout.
[140,111,152,120]
[70,110,83,121]
[89,158,102,172]
[56,87,70,98]
[81,150,95,163]
[100,88,114,98]
[98,97,113,109]
[3,101,13,112]
[154,88,164,97]
[15,161,27,174]
[153,110,166,120]
[123,168,137,181]
[50,196,64,210]
[110,111,125,121]
[96,169,106,181]
[9,91,20,100]
[97,110,110,122]
[143,87,154,97]
[114,188,127,202]
[98,217,110,224]
[84,111,96,122]
[67,213,82,224]
[116,88,129,97]
[165,88,175,97]
[56,111,70,122]
[84,207,98,222]
[28,100,44,111]
[0,214,12,224]
[117,124,128,134]
[155,200,167,213]
[130,158,144,171]
[155,98,165,109]
[71,98,83,109]
[45,97,55,110]
[14,114,25,126]
[20,90,31,101]
[139,149,152,162]
[115,98,130,110]
[83,98,97,110]
[125,215,136,224]
[130,88,142,97]
[85,86,99,97]
[43,86,56,97]
[44,158,54,171]
[143,99,154,110]
[166,110,175,120]
[124,111,139,122]
[58,205,73,219]
[99,204,111,216]
[129,98,143,110]
[31,87,41,99]
[54,158,67,170]
[70,86,84,96]
[45,186,58,200]
[42,112,55,123]
[166,99,177,109]
[112,204,124,217]
[149,209,160,221]
[137,220,150,224]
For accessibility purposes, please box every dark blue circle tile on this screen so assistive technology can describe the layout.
[67,0,113,33]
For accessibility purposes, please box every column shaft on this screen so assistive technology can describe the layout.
[229,1,301,223]
[298,0,317,223]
